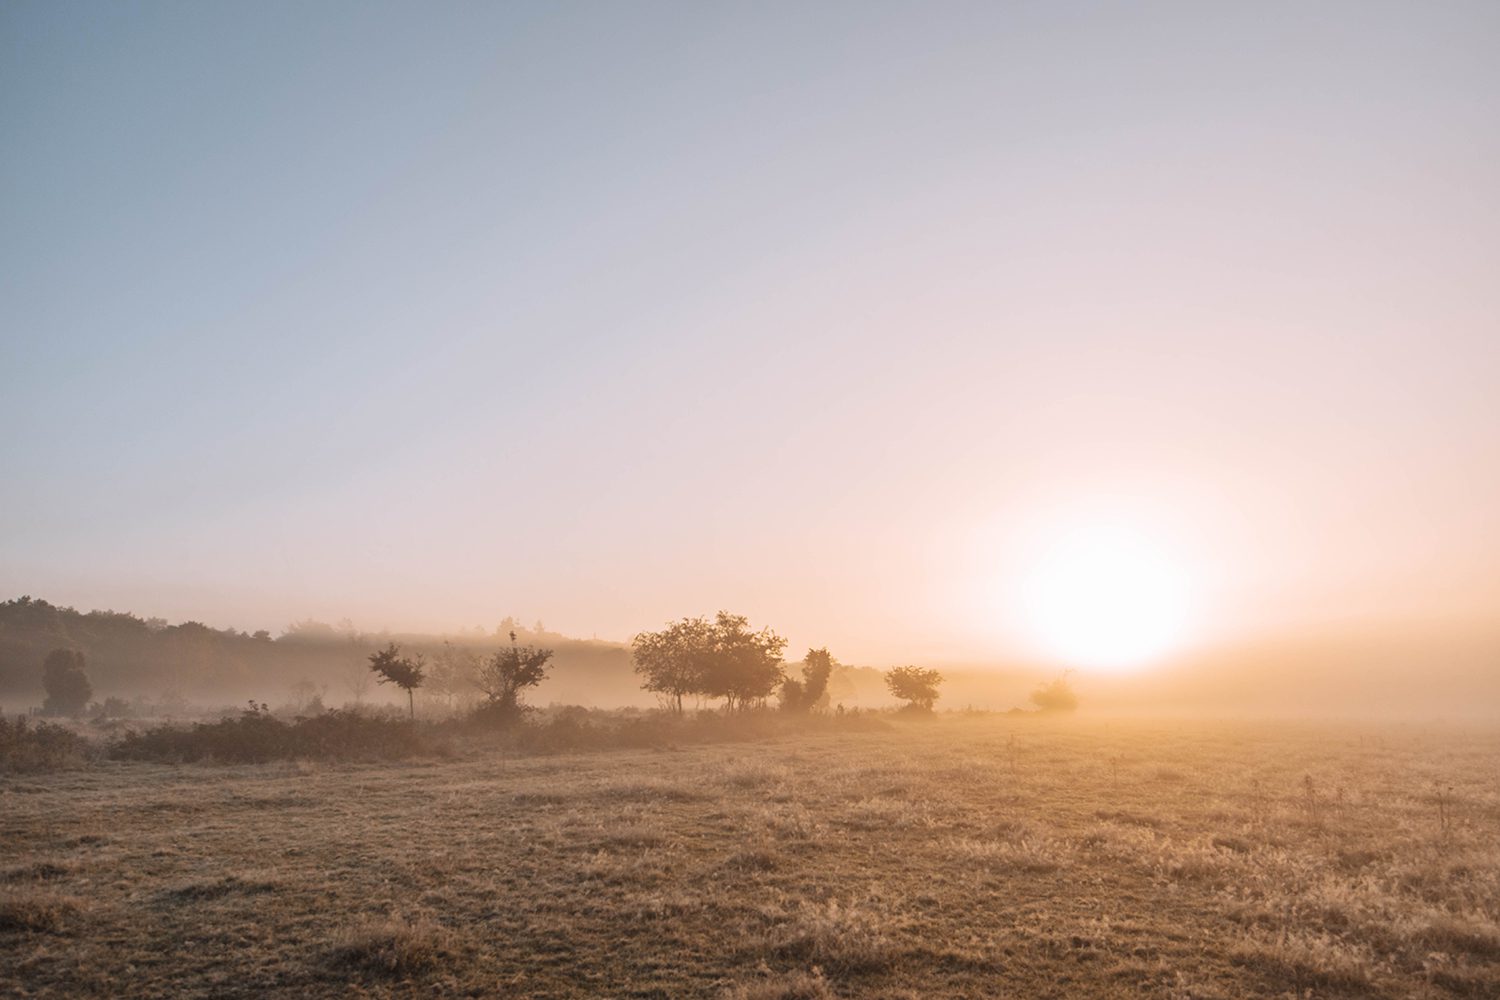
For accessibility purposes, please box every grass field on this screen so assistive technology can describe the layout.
[3,716,1498,998]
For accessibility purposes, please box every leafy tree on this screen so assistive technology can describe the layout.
[884,665,942,712]
[41,648,92,716]
[367,642,426,720]
[474,631,553,720]
[632,615,714,714]
[782,647,836,713]
[1029,672,1079,712]
[698,612,786,711]
[633,612,786,712]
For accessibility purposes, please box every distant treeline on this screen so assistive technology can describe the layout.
[0,596,1015,714]
[0,597,637,706]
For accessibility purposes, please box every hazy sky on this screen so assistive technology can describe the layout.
[3,2,1498,665]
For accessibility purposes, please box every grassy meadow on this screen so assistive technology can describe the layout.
[3,715,1498,999]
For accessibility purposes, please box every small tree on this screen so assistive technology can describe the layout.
[782,647,836,713]
[41,648,92,717]
[368,642,426,720]
[884,665,942,712]
[474,631,553,721]
[1030,672,1079,712]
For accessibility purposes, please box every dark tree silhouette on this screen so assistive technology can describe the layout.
[367,642,426,720]
[474,631,553,720]
[631,615,713,714]
[1030,672,1079,712]
[884,665,942,712]
[782,647,836,713]
[41,648,92,716]
[697,612,786,711]
[633,612,785,712]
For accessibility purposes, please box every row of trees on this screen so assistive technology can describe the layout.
[29,610,1072,721]
[630,612,947,714]
[0,596,629,705]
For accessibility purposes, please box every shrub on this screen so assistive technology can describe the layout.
[0,715,94,773]
[109,703,431,763]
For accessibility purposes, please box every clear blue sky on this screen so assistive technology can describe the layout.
[3,2,1498,663]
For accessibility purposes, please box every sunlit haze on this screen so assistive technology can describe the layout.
[3,2,1498,671]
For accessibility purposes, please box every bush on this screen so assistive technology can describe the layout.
[0,716,95,773]
[466,699,530,730]
[109,703,432,763]
[1030,673,1079,712]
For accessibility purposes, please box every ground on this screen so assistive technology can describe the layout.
[2,716,1498,999]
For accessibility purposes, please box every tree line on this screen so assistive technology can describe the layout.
[354,611,949,721]
[21,600,1084,721]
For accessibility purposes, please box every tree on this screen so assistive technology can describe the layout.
[632,615,714,714]
[343,635,373,705]
[633,612,786,712]
[429,640,479,713]
[474,631,553,721]
[368,642,426,720]
[781,647,836,713]
[288,678,327,715]
[698,612,786,711]
[1030,672,1079,712]
[41,648,92,716]
[884,665,942,712]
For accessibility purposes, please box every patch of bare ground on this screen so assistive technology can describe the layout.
[1,716,1497,997]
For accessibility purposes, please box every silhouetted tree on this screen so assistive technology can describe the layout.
[367,642,426,720]
[884,665,942,712]
[1030,672,1079,712]
[781,647,836,713]
[632,615,714,714]
[633,612,786,712]
[474,631,553,721]
[698,612,786,711]
[41,648,91,717]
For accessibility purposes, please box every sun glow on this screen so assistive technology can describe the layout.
[1020,523,1191,672]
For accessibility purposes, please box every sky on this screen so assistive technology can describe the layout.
[3,2,1498,666]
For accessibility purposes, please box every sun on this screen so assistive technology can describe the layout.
[1020,523,1191,672]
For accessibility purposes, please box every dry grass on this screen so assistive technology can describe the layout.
[0,888,85,934]
[328,913,458,976]
[1,716,1497,997]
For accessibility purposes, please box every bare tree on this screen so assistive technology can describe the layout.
[429,640,479,714]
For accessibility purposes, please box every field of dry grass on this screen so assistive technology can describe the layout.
[3,716,1498,999]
